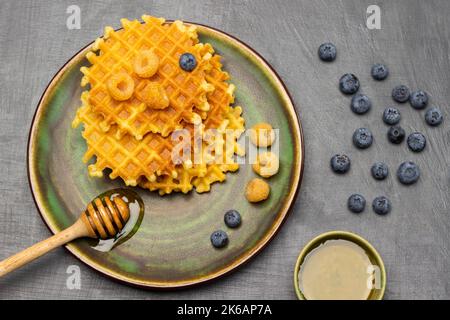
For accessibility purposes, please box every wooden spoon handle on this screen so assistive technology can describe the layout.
[0,219,89,277]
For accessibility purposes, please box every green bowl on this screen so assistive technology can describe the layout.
[294,231,386,300]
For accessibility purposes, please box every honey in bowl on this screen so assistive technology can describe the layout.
[298,239,375,300]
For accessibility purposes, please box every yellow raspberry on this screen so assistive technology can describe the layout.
[245,178,270,203]
[133,50,160,78]
[106,73,134,101]
[249,122,275,147]
[135,80,170,109]
[252,152,279,178]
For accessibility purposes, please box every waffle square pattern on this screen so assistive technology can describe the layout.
[73,15,245,194]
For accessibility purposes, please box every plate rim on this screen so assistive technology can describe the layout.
[27,21,305,289]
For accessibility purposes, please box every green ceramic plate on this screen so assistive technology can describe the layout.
[27,23,304,288]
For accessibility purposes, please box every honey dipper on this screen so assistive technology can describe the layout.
[0,194,130,277]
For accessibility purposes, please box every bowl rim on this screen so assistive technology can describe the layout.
[26,20,305,289]
[293,230,386,300]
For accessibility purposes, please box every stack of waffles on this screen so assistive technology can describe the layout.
[73,15,245,195]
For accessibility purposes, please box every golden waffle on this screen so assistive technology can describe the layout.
[139,108,245,195]
[73,56,244,188]
[74,15,245,194]
[191,105,245,193]
[81,16,214,139]
[202,55,236,129]
[139,55,245,195]
[73,91,181,186]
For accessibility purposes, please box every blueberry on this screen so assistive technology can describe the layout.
[352,128,373,149]
[350,94,372,114]
[407,132,426,152]
[372,196,391,215]
[397,161,420,185]
[383,107,401,125]
[409,90,428,110]
[210,230,229,248]
[179,53,197,71]
[318,43,337,62]
[425,107,443,126]
[330,154,351,174]
[371,162,389,180]
[392,85,410,103]
[371,63,389,81]
[224,210,241,228]
[347,194,366,214]
[387,126,405,144]
[339,73,360,95]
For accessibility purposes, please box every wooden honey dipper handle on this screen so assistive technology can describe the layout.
[0,195,130,277]
[0,219,91,277]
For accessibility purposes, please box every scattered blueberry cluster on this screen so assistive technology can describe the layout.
[210,209,242,248]
[321,42,444,215]
[347,194,391,215]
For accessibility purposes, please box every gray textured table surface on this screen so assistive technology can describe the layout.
[1,0,449,300]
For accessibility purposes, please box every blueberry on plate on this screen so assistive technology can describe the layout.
[347,194,366,213]
[383,107,401,125]
[387,126,405,144]
[210,230,229,248]
[179,53,197,71]
[371,162,389,180]
[351,94,372,114]
[409,90,428,110]
[372,196,391,215]
[224,210,241,228]
[425,107,443,126]
[371,63,389,81]
[330,154,351,174]
[397,161,420,185]
[318,42,337,62]
[352,128,373,149]
[407,132,426,152]
[339,73,360,95]
[392,85,410,103]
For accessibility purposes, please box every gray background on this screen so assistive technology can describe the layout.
[0,0,449,299]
